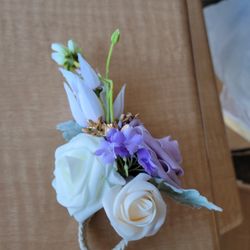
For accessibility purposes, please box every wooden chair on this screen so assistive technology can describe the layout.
[0,0,241,249]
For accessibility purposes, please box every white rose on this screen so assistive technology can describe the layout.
[103,173,167,242]
[52,133,125,223]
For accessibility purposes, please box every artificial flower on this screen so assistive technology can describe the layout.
[95,128,131,163]
[52,133,125,223]
[103,173,167,242]
[133,123,184,187]
[51,31,222,250]
[59,54,126,127]
[51,40,81,71]
[96,121,184,187]
[113,84,126,119]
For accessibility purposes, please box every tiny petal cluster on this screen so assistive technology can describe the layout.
[51,40,81,71]
[96,122,184,188]
[95,126,143,164]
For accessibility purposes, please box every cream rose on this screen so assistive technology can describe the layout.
[103,173,167,242]
[52,133,125,223]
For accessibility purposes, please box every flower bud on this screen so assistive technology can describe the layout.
[111,29,120,45]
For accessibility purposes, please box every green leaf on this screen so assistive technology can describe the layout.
[56,120,82,141]
[153,179,223,212]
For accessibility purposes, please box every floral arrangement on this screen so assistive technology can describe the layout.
[51,29,222,250]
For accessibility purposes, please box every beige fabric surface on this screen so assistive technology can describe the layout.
[0,0,239,249]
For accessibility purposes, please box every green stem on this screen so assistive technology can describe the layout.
[98,96,106,119]
[105,43,114,80]
[105,44,114,123]
[109,81,114,122]
[104,30,119,123]
[106,83,110,123]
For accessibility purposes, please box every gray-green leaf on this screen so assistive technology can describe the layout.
[154,179,222,212]
[56,120,82,141]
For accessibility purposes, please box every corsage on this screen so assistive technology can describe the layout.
[51,29,222,250]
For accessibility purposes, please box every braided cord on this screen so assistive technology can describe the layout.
[78,220,127,250]
[78,220,90,250]
[112,239,127,250]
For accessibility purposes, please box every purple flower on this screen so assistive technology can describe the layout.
[137,148,158,175]
[96,119,184,188]
[136,145,182,188]
[132,123,184,188]
[95,126,143,164]
[143,131,184,176]
[122,126,143,154]
[157,136,183,174]
[106,128,130,157]
[95,128,130,164]
[95,140,116,164]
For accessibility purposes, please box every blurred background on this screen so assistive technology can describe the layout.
[204,0,250,249]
